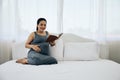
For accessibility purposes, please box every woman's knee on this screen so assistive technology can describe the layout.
[45,57,58,64]
[52,58,58,64]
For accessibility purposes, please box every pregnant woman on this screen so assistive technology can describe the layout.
[16,18,58,65]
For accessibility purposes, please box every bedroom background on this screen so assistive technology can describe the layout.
[0,0,120,64]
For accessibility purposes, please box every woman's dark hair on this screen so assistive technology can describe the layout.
[36,18,47,31]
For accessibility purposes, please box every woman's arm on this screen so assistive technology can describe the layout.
[25,32,41,52]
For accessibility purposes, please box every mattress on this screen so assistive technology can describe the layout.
[0,59,120,80]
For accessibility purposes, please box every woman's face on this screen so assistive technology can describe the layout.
[37,20,46,32]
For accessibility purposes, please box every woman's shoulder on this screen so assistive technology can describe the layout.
[30,31,35,35]
[29,31,36,37]
[45,31,48,33]
[45,31,50,35]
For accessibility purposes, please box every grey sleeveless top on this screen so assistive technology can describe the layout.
[29,31,49,55]
[31,31,48,44]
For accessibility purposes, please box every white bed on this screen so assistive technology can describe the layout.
[0,59,120,80]
[0,34,120,80]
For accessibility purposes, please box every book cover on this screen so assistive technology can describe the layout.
[46,33,63,42]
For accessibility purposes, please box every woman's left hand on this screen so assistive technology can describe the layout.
[50,41,55,46]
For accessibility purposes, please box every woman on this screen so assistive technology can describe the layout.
[16,18,58,65]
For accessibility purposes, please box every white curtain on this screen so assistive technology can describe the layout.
[0,0,58,64]
[0,0,120,64]
[63,0,109,58]
[106,0,120,40]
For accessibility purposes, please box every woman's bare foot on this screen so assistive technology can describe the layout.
[16,58,28,64]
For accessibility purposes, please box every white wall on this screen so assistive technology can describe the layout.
[108,41,120,63]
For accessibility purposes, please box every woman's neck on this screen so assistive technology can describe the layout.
[37,31,46,36]
[37,30,44,34]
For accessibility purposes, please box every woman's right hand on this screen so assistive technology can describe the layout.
[31,45,41,52]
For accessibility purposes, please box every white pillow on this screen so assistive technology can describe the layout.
[64,42,100,61]
[49,39,63,60]
[12,39,64,61]
[12,41,28,60]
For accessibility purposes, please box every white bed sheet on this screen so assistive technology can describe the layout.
[0,59,120,80]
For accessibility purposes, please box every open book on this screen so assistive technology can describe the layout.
[46,33,63,42]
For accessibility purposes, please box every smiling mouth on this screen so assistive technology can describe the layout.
[40,27,45,30]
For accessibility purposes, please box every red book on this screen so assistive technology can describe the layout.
[46,33,63,42]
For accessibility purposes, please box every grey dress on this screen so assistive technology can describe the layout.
[27,31,57,65]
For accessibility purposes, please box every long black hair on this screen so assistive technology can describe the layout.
[36,18,47,31]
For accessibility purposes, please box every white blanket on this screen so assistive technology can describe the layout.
[0,59,120,80]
